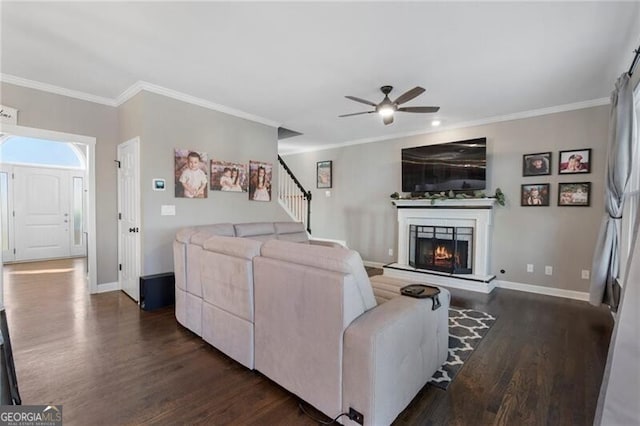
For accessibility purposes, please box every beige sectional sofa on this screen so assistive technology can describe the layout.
[173,222,449,426]
[173,221,338,367]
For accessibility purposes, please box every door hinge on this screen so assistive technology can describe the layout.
[114,160,121,168]
[119,264,122,271]
[118,212,122,220]
[13,248,16,254]
[12,210,15,217]
[11,173,14,179]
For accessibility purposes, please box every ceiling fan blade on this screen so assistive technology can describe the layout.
[345,95,377,107]
[397,106,440,113]
[338,111,375,117]
[394,86,426,105]
[383,114,394,125]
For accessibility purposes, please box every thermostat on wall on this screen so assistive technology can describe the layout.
[153,178,166,191]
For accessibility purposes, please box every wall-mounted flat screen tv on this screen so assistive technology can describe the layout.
[402,138,487,193]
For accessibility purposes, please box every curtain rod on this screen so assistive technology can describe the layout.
[628,44,640,76]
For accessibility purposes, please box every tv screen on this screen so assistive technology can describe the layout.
[402,138,486,193]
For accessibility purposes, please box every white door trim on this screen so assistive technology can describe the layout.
[0,123,97,294]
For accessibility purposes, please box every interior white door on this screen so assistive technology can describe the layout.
[117,138,141,302]
[13,166,70,261]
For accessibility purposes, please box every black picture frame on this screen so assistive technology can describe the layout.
[559,148,591,174]
[522,152,551,176]
[317,160,332,188]
[521,183,550,206]
[558,182,591,207]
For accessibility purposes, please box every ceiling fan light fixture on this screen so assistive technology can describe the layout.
[378,106,394,118]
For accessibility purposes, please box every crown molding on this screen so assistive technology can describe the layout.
[280,97,611,155]
[0,73,117,106]
[114,81,281,128]
[1,74,281,128]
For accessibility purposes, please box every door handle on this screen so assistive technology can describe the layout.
[129,227,134,232]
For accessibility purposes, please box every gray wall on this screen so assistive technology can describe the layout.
[2,83,290,283]
[1,82,119,285]
[120,91,290,275]
[283,105,610,292]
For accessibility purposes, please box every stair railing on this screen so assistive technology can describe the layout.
[277,155,312,233]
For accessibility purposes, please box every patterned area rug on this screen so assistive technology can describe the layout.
[429,307,496,390]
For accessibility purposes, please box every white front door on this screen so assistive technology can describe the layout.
[13,166,71,261]
[117,138,141,302]
[0,165,86,262]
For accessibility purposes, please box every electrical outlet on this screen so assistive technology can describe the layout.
[526,264,534,273]
[388,248,393,256]
[545,266,553,275]
[349,408,364,425]
[582,269,590,279]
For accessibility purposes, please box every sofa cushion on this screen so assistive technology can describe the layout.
[176,227,198,243]
[274,221,305,235]
[260,240,377,312]
[176,223,235,244]
[274,221,308,243]
[203,236,263,260]
[234,222,276,239]
[190,224,236,246]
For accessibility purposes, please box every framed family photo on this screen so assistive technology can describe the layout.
[174,149,208,199]
[210,160,248,192]
[521,183,550,206]
[522,152,551,176]
[558,182,591,207]
[559,148,591,174]
[248,160,273,202]
[317,160,332,188]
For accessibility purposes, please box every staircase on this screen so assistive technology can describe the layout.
[277,155,312,233]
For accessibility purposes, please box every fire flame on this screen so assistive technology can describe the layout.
[434,245,452,260]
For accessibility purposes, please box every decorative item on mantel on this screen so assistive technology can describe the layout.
[390,188,505,206]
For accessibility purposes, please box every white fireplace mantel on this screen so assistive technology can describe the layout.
[385,198,497,293]
[392,198,498,208]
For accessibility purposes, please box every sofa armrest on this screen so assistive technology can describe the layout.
[342,290,450,426]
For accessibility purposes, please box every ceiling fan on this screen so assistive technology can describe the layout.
[339,85,440,125]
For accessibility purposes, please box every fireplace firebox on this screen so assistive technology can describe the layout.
[409,225,473,274]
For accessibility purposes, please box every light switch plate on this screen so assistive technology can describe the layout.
[161,205,175,216]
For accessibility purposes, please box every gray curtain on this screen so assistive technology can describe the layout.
[594,201,640,425]
[589,73,636,308]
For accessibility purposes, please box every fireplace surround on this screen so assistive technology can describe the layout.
[384,198,497,293]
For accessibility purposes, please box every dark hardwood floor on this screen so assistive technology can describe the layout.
[4,259,613,425]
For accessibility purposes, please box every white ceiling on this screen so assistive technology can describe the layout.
[1,2,639,154]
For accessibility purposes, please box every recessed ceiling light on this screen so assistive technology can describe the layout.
[431,120,441,127]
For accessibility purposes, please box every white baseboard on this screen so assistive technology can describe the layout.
[96,281,119,294]
[363,261,385,268]
[495,280,589,301]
